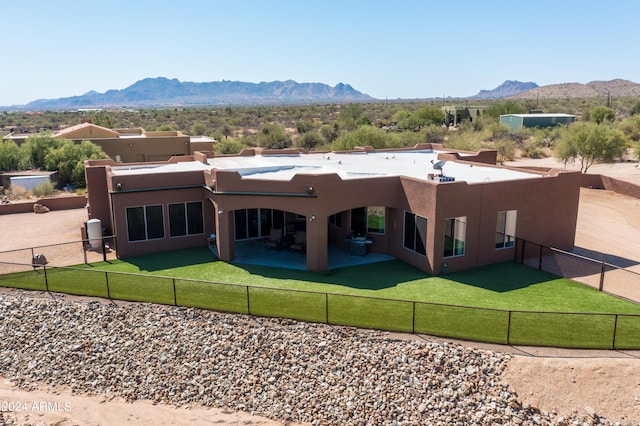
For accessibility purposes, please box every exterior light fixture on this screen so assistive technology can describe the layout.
[115,182,123,190]
[305,185,315,195]
[218,208,224,214]
[309,215,316,222]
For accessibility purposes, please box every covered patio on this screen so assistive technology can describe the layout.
[211,239,394,271]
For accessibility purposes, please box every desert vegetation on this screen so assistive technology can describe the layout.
[1,96,640,187]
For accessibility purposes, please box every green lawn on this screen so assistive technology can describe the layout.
[4,246,640,348]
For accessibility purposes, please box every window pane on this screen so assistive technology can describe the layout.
[367,206,385,234]
[415,216,427,255]
[454,217,466,256]
[186,202,204,235]
[403,211,415,250]
[126,207,146,242]
[248,208,259,238]
[145,205,165,240]
[272,210,285,229]
[505,210,517,247]
[235,210,247,240]
[443,218,454,257]
[169,203,187,237]
[495,211,506,248]
[260,208,272,237]
[351,207,366,236]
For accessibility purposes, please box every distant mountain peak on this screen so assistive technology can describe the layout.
[473,80,539,99]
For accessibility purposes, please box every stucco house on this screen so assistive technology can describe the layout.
[84,143,581,275]
[3,123,216,163]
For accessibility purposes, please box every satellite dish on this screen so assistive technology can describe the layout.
[431,159,447,173]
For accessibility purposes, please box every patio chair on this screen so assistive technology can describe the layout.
[289,230,306,253]
[264,228,283,250]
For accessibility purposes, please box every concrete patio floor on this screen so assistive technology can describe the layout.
[212,239,395,271]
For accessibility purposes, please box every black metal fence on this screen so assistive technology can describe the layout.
[1,261,639,349]
[515,238,640,303]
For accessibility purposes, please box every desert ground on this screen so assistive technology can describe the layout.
[0,157,640,425]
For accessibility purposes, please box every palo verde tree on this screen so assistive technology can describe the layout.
[44,140,109,186]
[13,133,108,186]
[395,106,446,131]
[554,122,628,173]
[256,124,291,149]
[0,140,22,172]
[331,125,396,151]
[583,106,615,124]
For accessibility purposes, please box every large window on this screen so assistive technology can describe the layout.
[234,208,284,241]
[126,205,164,242]
[403,212,427,255]
[351,206,385,235]
[495,210,517,249]
[169,201,204,237]
[444,216,466,257]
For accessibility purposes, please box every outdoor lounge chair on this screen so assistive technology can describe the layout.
[289,230,306,253]
[264,228,283,250]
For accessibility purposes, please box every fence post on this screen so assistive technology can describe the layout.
[412,301,416,334]
[506,311,512,345]
[173,278,177,306]
[43,265,49,292]
[105,271,111,299]
[102,237,107,262]
[520,240,525,264]
[612,314,618,350]
[246,286,250,314]
[325,293,329,324]
[538,245,543,270]
[599,262,606,291]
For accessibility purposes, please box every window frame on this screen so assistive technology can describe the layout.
[169,201,204,238]
[403,211,427,255]
[126,204,165,242]
[443,216,466,258]
[495,210,517,249]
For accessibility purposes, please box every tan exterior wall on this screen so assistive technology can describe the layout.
[76,135,191,163]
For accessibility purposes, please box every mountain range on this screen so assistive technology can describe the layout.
[19,78,373,110]
[6,77,640,110]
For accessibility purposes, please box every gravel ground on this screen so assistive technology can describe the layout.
[0,292,617,426]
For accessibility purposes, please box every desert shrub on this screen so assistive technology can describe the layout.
[443,133,483,152]
[294,132,325,150]
[32,181,54,197]
[10,186,28,199]
[214,139,246,154]
[521,140,548,159]
[495,140,517,163]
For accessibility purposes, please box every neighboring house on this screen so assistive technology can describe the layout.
[84,143,582,275]
[3,123,216,163]
[500,113,576,131]
[441,106,484,126]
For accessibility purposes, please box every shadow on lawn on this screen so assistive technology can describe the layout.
[444,262,561,292]
[117,248,559,293]
[120,247,218,272]
[234,259,428,290]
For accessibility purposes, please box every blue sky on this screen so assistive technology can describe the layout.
[3,0,639,106]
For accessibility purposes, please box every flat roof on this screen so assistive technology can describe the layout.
[111,150,542,183]
[500,113,576,118]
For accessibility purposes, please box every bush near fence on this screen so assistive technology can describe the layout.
[2,263,640,349]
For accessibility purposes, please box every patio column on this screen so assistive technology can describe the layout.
[306,214,328,271]
[216,208,235,262]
